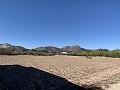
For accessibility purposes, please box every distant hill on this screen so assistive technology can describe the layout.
[62,45,87,52]
[35,46,62,53]
[9,46,27,52]
[0,43,12,48]
[35,45,87,53]
[0,43,87,53]
[0,43,27,52]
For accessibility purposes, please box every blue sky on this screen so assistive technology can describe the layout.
[0,0,120,49]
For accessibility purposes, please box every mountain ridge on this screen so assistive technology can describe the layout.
[0,43,87,53]
[0,43,27,52]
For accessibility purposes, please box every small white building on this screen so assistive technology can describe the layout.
[61,52,68,55]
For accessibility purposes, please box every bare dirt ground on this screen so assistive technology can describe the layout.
[0,55,120,90]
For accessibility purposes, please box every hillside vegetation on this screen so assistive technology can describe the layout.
[0,43,120,58]
[71,49,120,58]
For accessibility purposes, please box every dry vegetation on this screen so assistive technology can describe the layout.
[0,55,120,89]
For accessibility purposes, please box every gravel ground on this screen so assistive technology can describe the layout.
[0,55,120,90]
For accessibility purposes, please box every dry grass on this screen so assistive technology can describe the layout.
[0,55,120,89]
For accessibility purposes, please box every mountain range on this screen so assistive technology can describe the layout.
[0,43,87,53]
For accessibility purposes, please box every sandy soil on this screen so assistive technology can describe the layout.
[0,55,120,90]
[106,83,120,90]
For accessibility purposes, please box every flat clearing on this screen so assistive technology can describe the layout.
[0,55,120,90]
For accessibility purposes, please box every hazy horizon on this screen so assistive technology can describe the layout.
[1,0,120,50]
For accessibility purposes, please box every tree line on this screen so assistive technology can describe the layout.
[1,48,120,58]
[71,49,120,58]
[0,48,54,56]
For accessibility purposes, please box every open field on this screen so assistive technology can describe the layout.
[0,55,120,90]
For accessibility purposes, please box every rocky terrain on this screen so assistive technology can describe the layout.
[0,65,90,90]
[0,55,120,90]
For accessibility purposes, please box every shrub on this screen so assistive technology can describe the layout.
[86,56,92,59]
[0,48,12,55]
